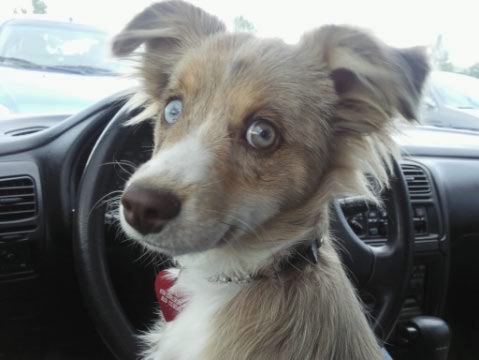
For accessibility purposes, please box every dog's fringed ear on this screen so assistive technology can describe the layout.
[112,0,225,57]
[112,1,225,125]
[300,25,430,134]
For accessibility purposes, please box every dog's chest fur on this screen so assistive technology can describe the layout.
[143,269,242,360]
[141,242,384,360]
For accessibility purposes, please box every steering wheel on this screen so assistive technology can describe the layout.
[331,161,414,341]
[74,100,414,360]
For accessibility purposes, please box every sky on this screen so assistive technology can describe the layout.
[2,0,479,68]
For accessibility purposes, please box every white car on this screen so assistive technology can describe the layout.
[0,17,133,116]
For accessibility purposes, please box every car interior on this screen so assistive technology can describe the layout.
[1,1,479,360]
[1,89,479,359]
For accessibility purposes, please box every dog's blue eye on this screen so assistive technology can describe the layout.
[246,120,277,149]
[164,99,183,124]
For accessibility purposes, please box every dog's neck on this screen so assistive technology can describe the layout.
[175,222,327,283]
[176,236,322,284]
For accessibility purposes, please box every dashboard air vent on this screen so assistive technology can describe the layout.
[0,176,37,222]
[401,164,431,199]
[5,126,48,137]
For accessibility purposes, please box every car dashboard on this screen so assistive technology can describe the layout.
[0,93,479,357]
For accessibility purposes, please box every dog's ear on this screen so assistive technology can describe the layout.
[112,0,225,57]
[300,25,430,134]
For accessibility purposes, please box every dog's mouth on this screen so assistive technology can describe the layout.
[131,220,239,256]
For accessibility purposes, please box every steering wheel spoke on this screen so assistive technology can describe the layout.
[331,199,376,288]
[331,160,414,340]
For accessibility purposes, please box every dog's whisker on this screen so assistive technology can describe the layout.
[195,180,223,189]
[88,190,124,219]
[101,160,136,170]
[114,162,135,180]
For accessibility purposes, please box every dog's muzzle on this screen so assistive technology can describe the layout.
[121,186,182,235]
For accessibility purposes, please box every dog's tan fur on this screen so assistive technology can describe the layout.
[114,1,429,359]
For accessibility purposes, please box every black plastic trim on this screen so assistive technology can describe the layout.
[0,89,135,156]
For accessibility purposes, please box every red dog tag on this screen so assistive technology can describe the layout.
[154,270,185,322]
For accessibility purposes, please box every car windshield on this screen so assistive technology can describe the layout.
[0,22,123,75]
[0,0,478,131]
[433,72,479,109]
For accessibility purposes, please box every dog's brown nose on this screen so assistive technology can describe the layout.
[121,187,181,235]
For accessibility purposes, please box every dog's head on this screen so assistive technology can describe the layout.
[115,1,429,257]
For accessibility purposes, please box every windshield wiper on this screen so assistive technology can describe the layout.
[0,58,119,75]
[48,65,117,76]
[0,56,43,69]
[0,57,119,75]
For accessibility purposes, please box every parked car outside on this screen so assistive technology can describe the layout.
[421,71,479,132]
[0,17,133,116]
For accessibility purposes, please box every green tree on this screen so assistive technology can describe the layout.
[431,34,454,72]
[234,16,256,33]
[32,0,47,14]
[464,63,479,79]
[440,61,454,72]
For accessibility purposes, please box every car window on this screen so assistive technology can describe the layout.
[0,23,122,73]
[433,73,479,109]
[0,0,478,132]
